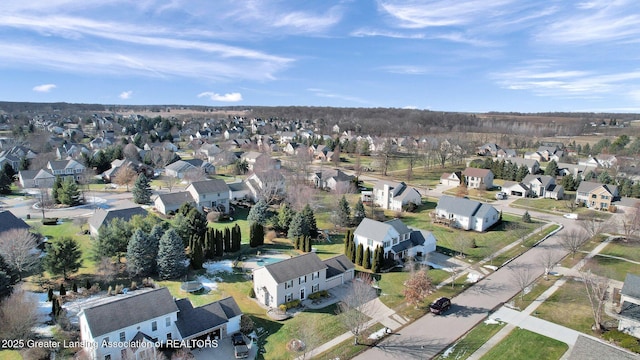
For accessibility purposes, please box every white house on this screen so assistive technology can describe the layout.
[186,179,230,213]
[462,168,494,190]
[47,159,86,180]
[154,191,195,215]
[618,273,640,339]
[353,218,436,261]
[440,171,462,187]
[245,171,286,202]
[502,175,564,200]
[373,180,421,211]
[434,196,499,232]
[252,253,354,308]
[78,288,242,360]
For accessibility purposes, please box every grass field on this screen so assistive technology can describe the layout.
[434,322,506,360]
[479,328,568,360]
[512,275,560,311]
[0,350,22,360]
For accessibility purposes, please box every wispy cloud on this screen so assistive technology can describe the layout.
[307,88,369,104]
[350,28,425,39]
[32,84,56,92]
[380,65,431,75]
[119,90,133,99]
[197,91,243,102]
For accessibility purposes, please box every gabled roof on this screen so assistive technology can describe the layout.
[576,181,618,195]
[386,218,411,235]
[261,253,326,284]
[175,296,242,339]
[81,288,179,338]
[522,174,555,188]
[462,167,492,178]
[188,179,230,195]
[568,335,639,360]
[88,205,148,231]
[0,210,30,234]
[156,191,194,208]
[323,254,355,279]
[165,160,195,173]
[622,273,640,299]
[354,218,398,242]
[436,195,486,218]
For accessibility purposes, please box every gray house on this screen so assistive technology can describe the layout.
[434,196,499,232]
[618,273,640,339]
[88,205,148,236]
[154,191,195,215]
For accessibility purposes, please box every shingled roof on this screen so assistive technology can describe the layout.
[0,210,30,234]
[81,288,179,337]
[262,253,327,284]
[88,205,148,232]
[323,254,355,278]
[188,179,230,195]
[622,273,640,299]
[175,296,242,339]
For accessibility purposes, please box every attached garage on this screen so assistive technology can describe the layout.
[323,255,355,289]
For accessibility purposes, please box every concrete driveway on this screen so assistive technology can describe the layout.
[191,335,258,360]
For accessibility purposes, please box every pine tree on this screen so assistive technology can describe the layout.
[156,229,187,280]
[132,173,152,204]
[371,246,380,273]
[516,164,529,182]
[47,288,54,302]
[224,227,231,252]
[247,199,269,225]
[43,237,82,280]
[544,160,558,176]
[126,229,156,276]
[356,244,364,266]
[287,212,307,239]
[215,230,224,256]
[336,195,351,227]
[350,238,356,263]
[72,283,78,293]
[204,228,214,259]
[191,236,204,270]
[378,245,385,270]
[250,223,264,248]
[344,230,352,255]
[59,283,66,296]
[363,247,371,269]
[85,279,91,290]
[277,203,294,232]
[51,176,63,204]
[231,224,241,252]
[353,199,366,225]
[302,204,318,237]
[58,176,81,206]
[304,235,312,253]
[185,208,207,248]
[522,211,532,223]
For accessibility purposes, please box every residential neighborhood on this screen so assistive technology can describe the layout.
[1,104,640,360]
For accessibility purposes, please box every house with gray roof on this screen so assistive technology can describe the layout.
[309,169,355,191]
[88,204,148,236]
[618,273,640,339]
[434,196,499,232]
[154,191,195,215]
[373,180,421,211]
[79,287,242,360]
[252,253,354,308]
[353,218,436,261]
[568,335,639,360]
[186,179,230,213]
[462,168,494,190]
[576,181,619,210]
[18,169,55,188]
[0,210,30,235]
[502,175,564,199]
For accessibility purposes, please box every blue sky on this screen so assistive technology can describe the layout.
[2,0,640,112]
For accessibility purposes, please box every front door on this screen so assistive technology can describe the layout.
[264,290,270,306]
[300,288,305,300]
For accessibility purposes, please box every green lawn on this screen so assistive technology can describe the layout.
[512,275,560,311]
[314,323,386,360]
[434,322,506,360]
[209,207,250,243]
[479,328,568,360]
[599,240,640,262]
[0,350,22,360]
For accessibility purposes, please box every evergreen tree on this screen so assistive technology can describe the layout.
[344,230,352,255]
[356,243,364,266]
[522,211,532,223]
[177,202,195,217]
[156,229,187,280]
[2,163,15,180]
[92,218,133,262]
[335,195,352,227]
[126,229,156,276]
[363,247,371,269]
[350,237,356,263]
[0,257,12,299]
[250,223,264,248]
[353,199,366,225]
[215,230,224,256]
[51,176,63,204]
[132,173,152,204]
[43,237,82,280]
[561,174,577,191]
[287,212,307,239]
[59,283,66,296]
[231,224,241,252]
[72,282,78,293]
[47,288,54,301]
[304,235,312,253]
[516,164,529,182]
[302,204,317,238]
[277,203,294,232]
[224,227,231,252]
[247,199,269,225]
[58,176,81,206]
[544,160,558,176]
[371,246,379,273]
[191,236,204,270]
[0,167,12,195]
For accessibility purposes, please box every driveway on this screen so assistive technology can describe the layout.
[191,335,258,360]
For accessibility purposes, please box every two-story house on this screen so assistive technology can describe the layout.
[502,174,564,200]
[245,171,286,203]
[308,169,355,191]
[505,158,540,175]
[575,181,619,210]
[79,288,242,360]
[186,179,230,213]
[434,196,499,232]
[47,159,86,181]
[353,218,436,261]
[618,273,640,339]
[462,168,494,190]
[372,180,421,211]
[252,253,354,308]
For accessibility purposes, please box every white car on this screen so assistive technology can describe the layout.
[495,192,507,200]
[563,213,578,220]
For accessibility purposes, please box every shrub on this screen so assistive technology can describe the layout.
[308,290,329,300]
[42,218,59,225]
[603,330,640,353]
[130,281,138,291]
[248,287,256,298]
[115,284,124,294]
[207,211,221,223]
[107,286,113,296]
[240,314,254,334]
[282,299,301,309]
[278,304,287,313]
[402,203,418,212]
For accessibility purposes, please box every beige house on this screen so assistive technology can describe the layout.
[462,168,494,190]
[575,181,618,210]
[440,171,462,187]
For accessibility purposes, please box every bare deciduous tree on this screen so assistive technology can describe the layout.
[161,175,181,192]
[375,139,395,176]
[579,214,608,239]
[183,167,206,184]
[452,234,472,258]
[0,284,39,340]
[509,265,536,300]
[253,170,285,205]
[292,318,321,360]
[579,267,609,333]
[97,257,119,284]
[123,143,142,161]
[538,251,561,277]
[560,229,590,258]
[112,166,137,191]
[337,272,378,345]
[619,201,640,242]
[0,229,40,280]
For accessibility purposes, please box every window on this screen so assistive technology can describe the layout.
[166,317,171,327]
[285,293,293,302]
[120,349,127,359]
[311,271,320,280]
[119,331,125,342]
[152,321,157,332]
[312,284,319,293]
[167,333,172,341]
[393,238,399,245]
[299,275,306,284]
[591,194,597,198]
[103,337,109,345]
[105,355,111,360]
[367,239,373,246]
[285,280,293,289]
[383,241,390,248]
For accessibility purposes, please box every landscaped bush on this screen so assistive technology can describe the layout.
[603,330,640,353]
[207,211,221,222]
[282,299,301,309]
[248,287,256,298]
[308,290,329,300]
[278,304,287,313]
[42,218,59,225]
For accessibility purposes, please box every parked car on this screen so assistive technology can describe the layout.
[495,191,507,200]
[563,213,578,220]
[232,333,249,358]
[430,297,451,315]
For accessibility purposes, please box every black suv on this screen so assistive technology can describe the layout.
[232,333,249,358]
[429,297,451,315]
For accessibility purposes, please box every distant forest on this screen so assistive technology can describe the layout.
[1,101,639,138]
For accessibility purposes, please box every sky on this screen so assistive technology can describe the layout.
[2,0,640,113]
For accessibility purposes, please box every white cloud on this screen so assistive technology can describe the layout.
[380,65,430,75]
[197,92,243,102]
[32,84,56,92]
[306,88,369,104]
[119,90,133,99]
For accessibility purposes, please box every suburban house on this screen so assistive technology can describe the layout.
[440,171,462,187]
[476,143,501,157]
[372,180,422,211]
[502,175,564,199]
[505,158,540,175]
[568,335,639,360]
[579,154,618,169]
[88,205,148,236]
[18,169,56,188]
[186,179,230,213]
[0,210,30,235]
[434,195,499,232]
[47,159,86,181]
[308,169,355,191]
[462,168,494,190]
[575,181,619,210]
[228,182,251,201]
[245,171,286,202]
[618,273,640,339]
[164,159,214,179]
[78,288,242,360]
[557,162,597,178]
[353,218,436,261]
[154,191,195,215]
[252,253,354,308]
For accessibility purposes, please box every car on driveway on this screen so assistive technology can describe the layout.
[232,333,249,358]
[430,297,451,315]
